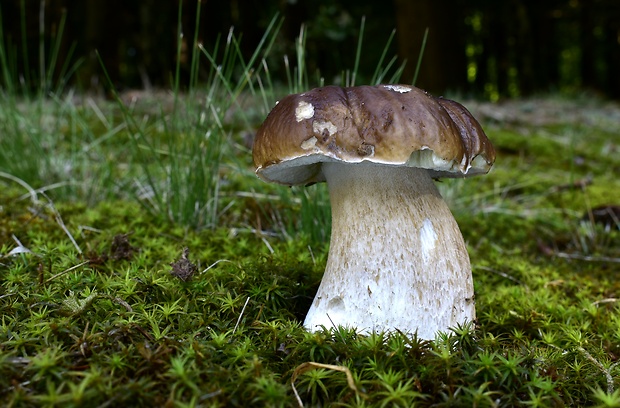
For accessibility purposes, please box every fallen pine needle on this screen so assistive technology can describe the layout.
[45,261,89,283]
[591,298,618,307]
[577,347,617,394]
[555,252,620,263]
[232,296,250,335]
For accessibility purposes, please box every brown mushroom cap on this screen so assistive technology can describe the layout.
[252,84,495,185]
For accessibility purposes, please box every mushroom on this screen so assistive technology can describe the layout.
[252,84,495,339]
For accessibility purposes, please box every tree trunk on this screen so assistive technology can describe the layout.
[393,0,467,93]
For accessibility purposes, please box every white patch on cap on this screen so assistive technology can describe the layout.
[300,136,317,150]
[295,101,314,122]
[312,120,337,136]
[419,218,437,264]
[383,84,412,93]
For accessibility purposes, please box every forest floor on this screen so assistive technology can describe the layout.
[1,92,619,407]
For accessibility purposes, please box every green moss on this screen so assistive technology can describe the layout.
[2,97,620,406]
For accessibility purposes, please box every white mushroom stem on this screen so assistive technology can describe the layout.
[303,161,475,339]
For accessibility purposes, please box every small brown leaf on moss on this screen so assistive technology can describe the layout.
[170,247,197,281]
[86,250,108,267]
[111,233,137,261]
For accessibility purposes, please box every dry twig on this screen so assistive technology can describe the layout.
[291,362,366,407]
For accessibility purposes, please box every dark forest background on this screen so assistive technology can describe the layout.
[1,0,619,99]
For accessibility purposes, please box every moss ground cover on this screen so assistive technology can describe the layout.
[1,92,619,407]
[2,3,618,405]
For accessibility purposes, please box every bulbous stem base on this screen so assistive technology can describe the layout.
[303,162,475,339]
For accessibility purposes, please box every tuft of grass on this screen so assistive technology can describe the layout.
[0,2,118,204]
[97,11,284,230]
[0,0,80,97]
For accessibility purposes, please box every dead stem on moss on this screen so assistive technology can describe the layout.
[577,347,618,394]
[0,172,82,254]
[291,362,366,407]
[45,261,89,283]
[591,298,618,307]
[474,265,528,287]
[200,259,241,276]
[554,252,620,263]
[233,296,251,335]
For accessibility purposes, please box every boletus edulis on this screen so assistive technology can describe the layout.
[252,84,495,339]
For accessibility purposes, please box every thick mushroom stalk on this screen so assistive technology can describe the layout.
[252,85,495,339]
[303,162,474,338]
